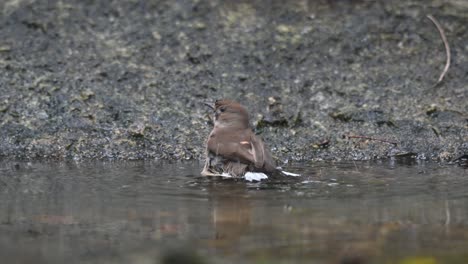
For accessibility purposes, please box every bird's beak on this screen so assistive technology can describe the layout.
[202,101,215,111]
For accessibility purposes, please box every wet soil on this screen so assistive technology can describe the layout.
[0,0,467,162]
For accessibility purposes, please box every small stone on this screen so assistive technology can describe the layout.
[0,102,9,113]
[80,89,95,101]
[235,73,249,81]
[152,31,161,40]
[37,110,49,120]
[0,45,11,52]
[276,24,292,33]
[193,21,206,30]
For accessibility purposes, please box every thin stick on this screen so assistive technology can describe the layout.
[344,134,398,146]
[427,15,451,84]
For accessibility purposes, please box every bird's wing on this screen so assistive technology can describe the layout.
[249,134,276,172]
[249,134,266,168]
[207,132,256,165]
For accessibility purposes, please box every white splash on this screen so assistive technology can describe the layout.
[221,172,232,178]
[244,172,268,182]
[280,170,301,177]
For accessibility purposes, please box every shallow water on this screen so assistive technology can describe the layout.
[0,160,467,264]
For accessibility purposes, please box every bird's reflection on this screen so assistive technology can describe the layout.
[205,180,252,253]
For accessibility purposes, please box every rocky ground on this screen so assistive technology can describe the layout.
[0,0,467,163]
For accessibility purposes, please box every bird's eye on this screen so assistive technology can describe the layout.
[220,107,226,112]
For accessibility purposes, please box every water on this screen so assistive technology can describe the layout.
[0,160,467,264]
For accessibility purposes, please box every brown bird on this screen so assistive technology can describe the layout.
[201,99,277,178]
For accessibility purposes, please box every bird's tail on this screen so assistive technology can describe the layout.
[279,170,301,177]
[244,168,301,182]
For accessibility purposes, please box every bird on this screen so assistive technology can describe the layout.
[201,99,279,180]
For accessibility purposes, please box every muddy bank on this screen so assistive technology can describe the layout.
[0,0,467,162]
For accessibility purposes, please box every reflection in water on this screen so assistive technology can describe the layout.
[208,181,251,252]
[0,160,467,264]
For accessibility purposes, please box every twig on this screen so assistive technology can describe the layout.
[427,14,451,85]
[343,134,398,146]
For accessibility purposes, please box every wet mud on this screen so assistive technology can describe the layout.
[0,0,467,162]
